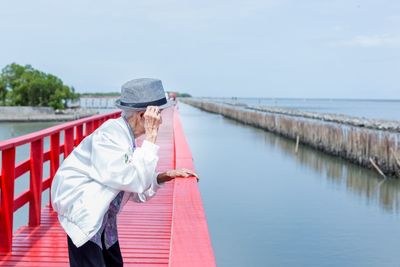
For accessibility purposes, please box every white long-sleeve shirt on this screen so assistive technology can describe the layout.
[51,117,161,247]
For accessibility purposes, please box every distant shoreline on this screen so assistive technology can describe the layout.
[79,93,119,98]
[200,97,400,102]
[0,106,98,122]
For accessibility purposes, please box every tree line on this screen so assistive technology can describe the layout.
[0,63,78,109]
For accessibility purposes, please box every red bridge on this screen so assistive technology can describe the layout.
[0,104,215,266]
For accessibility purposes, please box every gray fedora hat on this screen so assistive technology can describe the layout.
[115,78,174,111]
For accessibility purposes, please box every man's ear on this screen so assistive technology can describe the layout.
[139,111,145,118]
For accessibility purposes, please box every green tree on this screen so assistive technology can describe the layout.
[176,92,192,97]
[0,79,6,105]
[0,63,78,109]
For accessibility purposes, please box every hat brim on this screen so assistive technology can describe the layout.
[115,99,175,111]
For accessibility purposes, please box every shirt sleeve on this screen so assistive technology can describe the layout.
[129,172,164,203]
[89,129,159,194]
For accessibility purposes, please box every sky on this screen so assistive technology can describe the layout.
[0,0,399,99]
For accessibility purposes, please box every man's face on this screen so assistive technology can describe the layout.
[136,111,146,136]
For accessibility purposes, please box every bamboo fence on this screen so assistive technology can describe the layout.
[181,98,400,178]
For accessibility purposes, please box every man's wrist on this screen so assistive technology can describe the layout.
[157,173,164,184]
[157,172,170,183]
[145,132,158,143]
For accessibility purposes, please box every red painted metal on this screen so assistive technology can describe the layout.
[64,128,74,158]
[0,113,119,150]
[85,121,94,136]
[49,132,60,209]
[0,148,16,253]
[169,106,216,267]
[50,132,60,179]
[0,104,215,266]
[29,139,43,226]
[75,125,84,146]
[14,160,30,179]
[13,191,30,212]
[0,111,120,253]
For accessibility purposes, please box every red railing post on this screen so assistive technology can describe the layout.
[50,133,60,179]
[64,128,74,157]
[49,133,60,207]
[85,121,94,136]
[29,139,43,226]
[0,147,16,253]
[93,119,100,130]
[75,124,84,146]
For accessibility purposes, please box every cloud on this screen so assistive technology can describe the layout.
[330,34,400,48]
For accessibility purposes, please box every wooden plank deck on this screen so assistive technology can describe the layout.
[0,106,215,266]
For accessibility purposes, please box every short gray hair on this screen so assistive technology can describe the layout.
[121,110,138,120]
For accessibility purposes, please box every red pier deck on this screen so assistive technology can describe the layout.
[0,105,215,266]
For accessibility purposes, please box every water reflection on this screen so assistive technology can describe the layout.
[216,112,400,214]
[263,132,400,213]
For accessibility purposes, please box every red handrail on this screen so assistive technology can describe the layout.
[0,111,121,253]
[169,105,216,266]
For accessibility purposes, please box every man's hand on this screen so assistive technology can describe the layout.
[144,106,162,143]
[157,168,199,183]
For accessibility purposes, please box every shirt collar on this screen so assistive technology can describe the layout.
[122,116,136,149]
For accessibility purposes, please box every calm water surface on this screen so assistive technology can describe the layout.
[0,121,58,141]
[179,103,400,267]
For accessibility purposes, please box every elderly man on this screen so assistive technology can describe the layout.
[51,78,197,267]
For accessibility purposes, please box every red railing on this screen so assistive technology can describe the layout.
[0,111,121,253]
